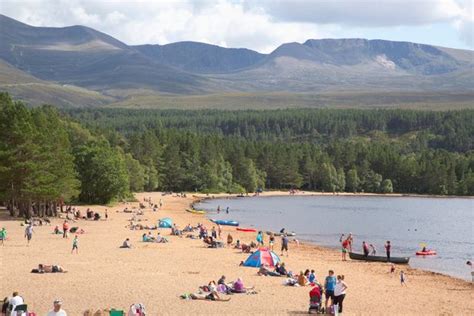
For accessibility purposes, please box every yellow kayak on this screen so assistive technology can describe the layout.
[186,209,205,215]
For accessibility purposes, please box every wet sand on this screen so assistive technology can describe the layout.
[1,191,472,315]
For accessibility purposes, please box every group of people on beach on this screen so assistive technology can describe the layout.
[182,276,256,301]
[340,233,392,261]
[2,293,67,316]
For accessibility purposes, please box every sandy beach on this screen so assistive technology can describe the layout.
[1,191,472,315]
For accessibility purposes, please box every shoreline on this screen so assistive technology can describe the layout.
[193,191,473,282]
[1,191,472,315]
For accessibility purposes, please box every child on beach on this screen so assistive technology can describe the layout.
[400,271,406,286]
[0,227,6,246]
[390,263,395,274]
[71,235,79,254]
[269,233,275,251]
[25,224,34,244]
[308,270,316,284]
[370,244,376,255]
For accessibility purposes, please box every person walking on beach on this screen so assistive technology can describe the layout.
[105,209,108,220]
[281,234,289,256]
[333,275,348,314]
[385,240,391,262]
[400,270,406,286]
[62,220,69,239]
[324,270,336,311]
[390,263,395,274]
[71,235,79,254]
[25,223,34,245]
[256,231,264,246]
[0,227,6,246]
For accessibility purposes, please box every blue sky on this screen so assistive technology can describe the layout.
[1,0,472,53]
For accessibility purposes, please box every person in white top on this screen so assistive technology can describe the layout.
[333,275,348,314]
[8,292,24,316]
[46,299,67,316]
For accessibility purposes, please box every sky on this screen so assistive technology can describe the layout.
[1,0,472,53]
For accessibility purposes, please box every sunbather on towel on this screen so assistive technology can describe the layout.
[32,264,67,273]
[231,278,255,293]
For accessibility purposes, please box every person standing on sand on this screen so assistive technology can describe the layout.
[281,234,289,256]
[217,224,222,238]
[105,209,108,220]
[227,233,233,247]
[385,240,391,262]
[211,226,217,239]
[71,235,79,254]
[347,233,353,252]
[341,238,349,261]
[324,270,336,311]
[333,275,348,314]
[25,223,34,244]
[400,270,406,286]
[47,299,67,316]
[269,233,275,251]
[256,231,264,246]
[0,227,6,246]
[62,220,69,239]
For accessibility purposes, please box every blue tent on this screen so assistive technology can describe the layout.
[243,247,281,268]
[158,217,173,228]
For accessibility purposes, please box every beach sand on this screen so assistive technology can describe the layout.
[1,191,472,315]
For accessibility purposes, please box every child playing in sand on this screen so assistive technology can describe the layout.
[71,235,79,254]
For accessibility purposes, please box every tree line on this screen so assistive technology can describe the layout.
[1,93,473,218]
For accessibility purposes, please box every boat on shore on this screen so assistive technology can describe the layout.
[236,227,257,232]
[211,219,239,226]
[349,252,410,264]
[186,209,205,215]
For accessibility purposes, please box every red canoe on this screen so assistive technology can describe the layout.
[236,227,257,232]
[416,250,437,256]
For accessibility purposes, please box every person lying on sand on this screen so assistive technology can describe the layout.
[257,264,281,277]
[230,278,255,293]
[32,264,67,273]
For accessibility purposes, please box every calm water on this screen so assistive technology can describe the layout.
[197,195,473,280]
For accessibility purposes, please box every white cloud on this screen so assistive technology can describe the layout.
[256,0,464,26]
[0,0,472,51]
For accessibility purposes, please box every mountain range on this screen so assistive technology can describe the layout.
[0,14,473,108]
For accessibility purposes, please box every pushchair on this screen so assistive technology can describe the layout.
[308,284,325,314]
